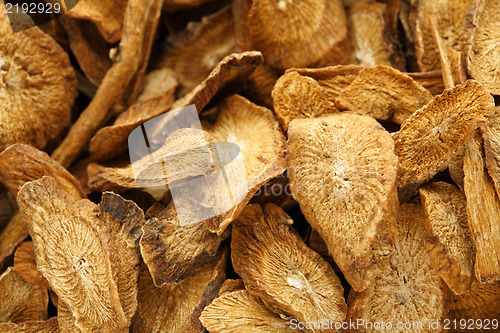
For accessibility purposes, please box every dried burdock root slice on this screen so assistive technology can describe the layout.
[394,80,495,188]
[247,0,349,70]
[0,213,29,267]
[0,317,58,333]
[14,241,50,290]
[232,204,347,329]
[287,113,398,292]
[0,11,76,152]
[482,109,500,197]
[419,182,475,295]
[272,71,337,132]
[463,132,500,283]
[17,177,127,332]
[346,204,449,332]
[0,267,48,323]
[335,65,432,124]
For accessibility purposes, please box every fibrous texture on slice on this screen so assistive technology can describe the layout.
[0,10,76,152]
[420,182,475,295]
[247,0,349,69]
[346,204,449,333]
[335,65,432,124]
[232,204,347,330]
[14,241,50,289]
[463,132,500,283]
[394,80,495,188]
[287,113,399,292]
[272,71,337,132]
[0,317,58,333]
[482,109,500,197]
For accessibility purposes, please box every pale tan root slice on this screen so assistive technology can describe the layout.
[0,317,58,333]
[0,213,29,267]
[14,241,50,289]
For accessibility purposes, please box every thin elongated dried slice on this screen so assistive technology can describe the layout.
[0,267,48,323]
[87,160,141,193]
[463,132,500,283]
[335,65,432,124]
[232,204,347,328]
[0,317,58,333]
[0,213,29,267]
[394,80,495,188]
[272,71,337,131]
[419,182,475,295]
[247,0,349,69]
[346,204,449,332]
[14,241,50,290]
[482,109,500,197]
[287,113,398,292]
[17,177,127,332]
[0,10,76,152]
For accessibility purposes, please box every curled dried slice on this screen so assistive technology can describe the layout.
[482,109,500,197]
[0,10,76,152]
[0,267,48,323]
[247,0,349,69]
[232,204,347,328]
[0,213,29,267]
[394,80,495,188]
[419,182,475,295]
[346,204,449,332]
[14,241,50,289]
[287,113,398,292]
[335,65,432,124]
[0,317,58,333]
[272,71,337,131]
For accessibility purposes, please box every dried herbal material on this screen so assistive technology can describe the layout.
[0,189,15,228]
[408,70,447,95]
[0,213,29,267]
[247,0,349,70]
[394,80,495,188]
[287,113,398,292]
[245,63,282,110]
[419,182,475,295]
[87,160,142,193]
[0,317,58,333]
[482,109,500,198]
[0,10,76,152]
[449,146,466,191]
[14,241,50,290]
[57,300,83,333]
[250,171,297,211]
[272,71,337,131]
[0,267,48,323]
[346,204,449,333]
[232,204,347,329]
[218,279,245,295]
[335,65,432,124]
[463,132,500,283]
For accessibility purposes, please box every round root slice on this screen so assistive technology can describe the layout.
[231,204,347,330]
[346,204,449,333]
[0,317,59,333]
[419,182,475,295]
[394,80,495,188]
[0,12,76,152]
[335,65,432,124]
[247,0,349,70]
[287,113,399,292]
[272,71,337,132]
[14,241,50,290]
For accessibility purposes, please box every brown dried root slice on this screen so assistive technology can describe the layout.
[0,267,48,323]
[0,317,58,333]
[394,80,495,188]
[482,109,500,197]
[0,10,76,152]
[272,71,337,132]
[17,177,127,332]
[346,204,449,333]
[14,241,50,290]
[287,113,398,292]
[232,204,347,328]
[0,213,29,267]
[463,132,500,283]
[335,65,432,124]
[419,182,475,295]
[247,0,349,70]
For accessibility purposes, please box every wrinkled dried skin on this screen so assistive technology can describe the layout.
[232,204,347,330]
[0,10,76,152]
[346,204,449,333]
[0,317,58,333]
[272,71,337,131]
[14,241,50,289]
[482,110,500,198]
[0,212,29,267]
[287,113,399,292]
[200,289,298,333]
[248,0,349,69]
[336,65,432,124]
[463,133,500,283]
[0,267,48,323]
[419,182,475,295]
[394,80,495,188]
[17,177,127,332]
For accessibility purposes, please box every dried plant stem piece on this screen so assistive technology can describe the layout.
[14,241,50,290]
[429,16,455,89]
[0,317,58,333]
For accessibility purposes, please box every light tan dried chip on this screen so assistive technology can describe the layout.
[482,109,500,198]
[218,279,245,295]
[335,65,432,124]
[346,204,449,333]
[287,113,398,292]
[463,132,500,283]
[0,10,76,152]
[0,317,58,333]
[0,267,48,323]
[57,299,83,333]
[232,204,347,329]
[272,71,337,132]
[0,212,29,267]
[14,241,50,290]
[247,0,349,70]
[419,182,475,295]
[394,80,495,188]
[408,70,447,95]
